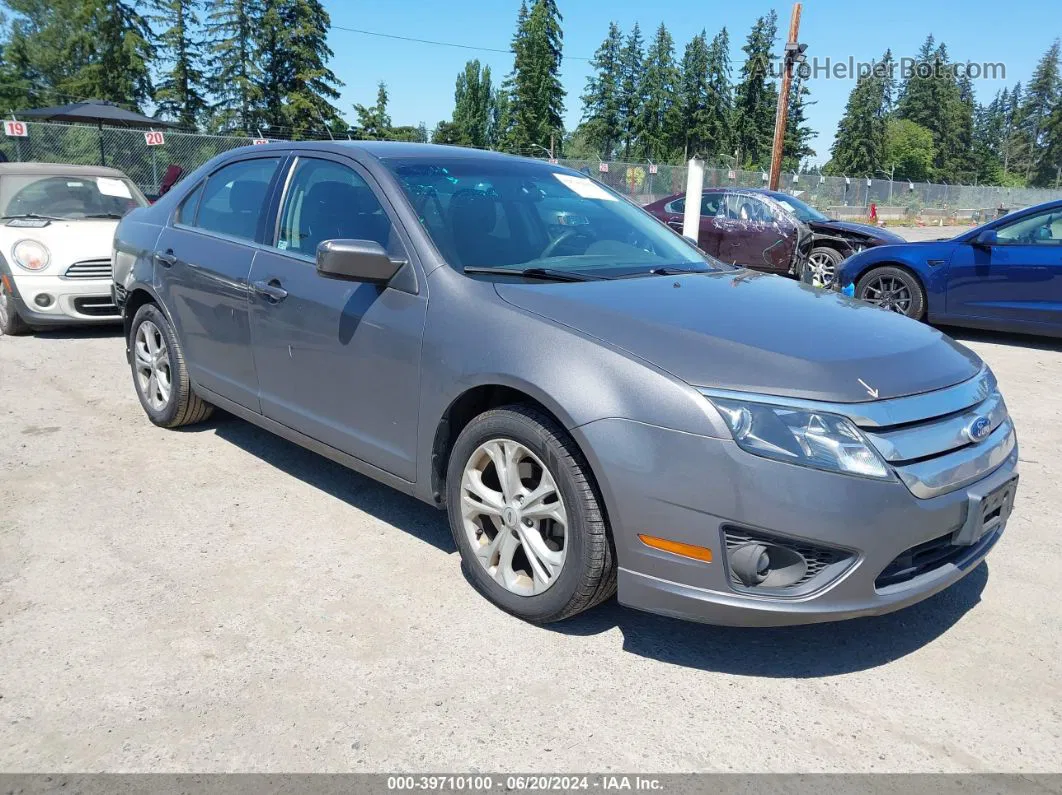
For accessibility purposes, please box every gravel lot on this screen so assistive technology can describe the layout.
[1,255,1060,772]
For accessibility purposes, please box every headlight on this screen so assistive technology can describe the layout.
[709,397,890,479]
[12,239,50,271]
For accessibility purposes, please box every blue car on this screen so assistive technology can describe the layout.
[836,199,1062,337]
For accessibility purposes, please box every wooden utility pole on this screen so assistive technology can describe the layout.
[768,3,803,190]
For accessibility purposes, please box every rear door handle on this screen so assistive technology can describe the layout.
[155,250,177,268]
[252,279,288,303]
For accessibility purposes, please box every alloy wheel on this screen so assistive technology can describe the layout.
[806,252,836,287]
[133,320,172,411]
[460,438,568,596]
[861,275,912,315]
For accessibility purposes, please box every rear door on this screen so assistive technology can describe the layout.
[154,155,286,411]
[246,153,427,481]
[947,206,1062,328]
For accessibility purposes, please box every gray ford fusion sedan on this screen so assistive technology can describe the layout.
[112,142,1018,626]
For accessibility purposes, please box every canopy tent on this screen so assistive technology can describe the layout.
[18,100,179,165]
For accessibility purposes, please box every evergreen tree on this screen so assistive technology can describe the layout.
[580,21,623,159]
[617,22,645,160]
[1,0,93,109]
[150,0,207,127]
[732,11,778,168]
[972,90,1006,184]
[638,23,681,162]
[204,0,263,132]
[677,31,710,159]
[432,120,462,145]
[352,81,392,140]
[826,70,887,177]
[884,118,935,182]
[72,0,155,109]
[452,59,494,149]
[256,0,343,138]
[1020,40,1061,185]
[501,0,565,154]
[782,70,815,170]
[703,27,733,161]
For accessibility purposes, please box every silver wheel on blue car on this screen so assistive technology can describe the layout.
[446,405,616,622]
[855,265,926,320]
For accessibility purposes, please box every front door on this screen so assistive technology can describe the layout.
[713,192,797,272]
[155,155,285,410]
[947,206,1062,328]
[247,154,427,481]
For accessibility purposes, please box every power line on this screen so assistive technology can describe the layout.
[329,24,592,62]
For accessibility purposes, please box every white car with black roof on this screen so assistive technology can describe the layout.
[0,162,148,335]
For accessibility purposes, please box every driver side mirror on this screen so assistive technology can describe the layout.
[316,239,402,284]
[973,229,998,248]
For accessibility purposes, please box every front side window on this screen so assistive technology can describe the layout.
[194,157,281,241]
[276,158,396,257]
[385,157,722,278]
[996,208,1062,246]
[0,173,147,219]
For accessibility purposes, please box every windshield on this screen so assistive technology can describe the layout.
[384,158,726,278]
[773,194,828,223]
[0,173,147,219]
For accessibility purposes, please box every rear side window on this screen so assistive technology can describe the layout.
[194,158,281,241]
[664,197,685,213]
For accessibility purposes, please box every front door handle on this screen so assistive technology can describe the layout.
[155,250,177,268]
[252,279,288,303]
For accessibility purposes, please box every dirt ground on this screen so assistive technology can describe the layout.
[1,261,1060,772]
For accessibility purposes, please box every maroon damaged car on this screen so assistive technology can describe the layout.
[645,188,905,286]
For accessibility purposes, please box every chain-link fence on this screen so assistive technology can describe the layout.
[3,121,1060,216]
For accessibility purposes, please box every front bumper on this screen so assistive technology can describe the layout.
[4,271,120,325]
[573,418,1018,627]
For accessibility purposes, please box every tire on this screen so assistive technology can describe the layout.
[446,404,616,623]
[855,265,926,320]
[129,302,213,428]
[0,278,31,336]
[803,246,844,288]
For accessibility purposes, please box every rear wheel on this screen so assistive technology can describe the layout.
[0,278,31,336]
[446,405,616,623]
[856,266,926,320]
[129,303,213,427]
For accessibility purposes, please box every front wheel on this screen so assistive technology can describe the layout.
[129,303,213,427]
[446,405,616,623]
[855,266,926,320]
[804,246,844,288]
[0,278,31,336]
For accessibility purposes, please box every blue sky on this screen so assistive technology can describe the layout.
[322,0,1055,164]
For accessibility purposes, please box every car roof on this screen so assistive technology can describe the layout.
[240,140,538,164]
[0,162,132,179]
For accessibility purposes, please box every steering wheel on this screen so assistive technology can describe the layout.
[541,228,594,259]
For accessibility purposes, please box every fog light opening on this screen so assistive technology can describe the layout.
[33,293,54,308]
[730,543,807,588]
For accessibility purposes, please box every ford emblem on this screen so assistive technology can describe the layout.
[965,416,992,443]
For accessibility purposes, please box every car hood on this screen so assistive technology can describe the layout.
[495,271,981,403]
[812,219,906,244]
[0,219,118,268]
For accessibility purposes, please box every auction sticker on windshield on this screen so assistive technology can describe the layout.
[96,177,132,198]
[553,173,616,201]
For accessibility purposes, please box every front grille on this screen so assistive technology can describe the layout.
[875,528,997,589]
[723,526,849,590]
[64,259,112,279]
[73,296,119,317]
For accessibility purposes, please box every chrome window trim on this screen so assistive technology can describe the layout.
[698,366,995,428]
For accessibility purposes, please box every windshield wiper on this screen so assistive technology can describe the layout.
[81,212,125,219]
[1,212,65,221]
[613,265,712,279]
[463,266,607,282]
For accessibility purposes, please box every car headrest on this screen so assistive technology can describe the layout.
[228,180,268,213]
[305,181,382,214]
[449,190,497,235]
